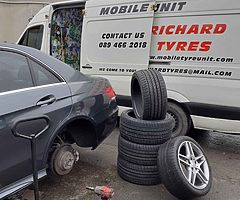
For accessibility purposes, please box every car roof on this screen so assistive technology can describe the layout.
[0,43,86,82]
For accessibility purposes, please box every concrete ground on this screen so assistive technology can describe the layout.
[38,129,240,200]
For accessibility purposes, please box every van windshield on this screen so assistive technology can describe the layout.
[50,7,83,71]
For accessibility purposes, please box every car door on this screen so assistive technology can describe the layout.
[0,49,72,190]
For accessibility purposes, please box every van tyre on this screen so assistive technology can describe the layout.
[120,110,173,145]
[167,101,191,137]
[158,136,212,200]
[117,156,160,185]
[118,135,160,165]
[131,69,167,120]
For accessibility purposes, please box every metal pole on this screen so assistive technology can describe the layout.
[31,135,40,200]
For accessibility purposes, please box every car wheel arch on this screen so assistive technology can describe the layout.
[168,98,191,116]
[42,116,97,167]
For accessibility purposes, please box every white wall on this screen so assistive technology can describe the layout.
[0,0,60,43]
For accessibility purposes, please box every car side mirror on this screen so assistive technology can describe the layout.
[11,116,50,140]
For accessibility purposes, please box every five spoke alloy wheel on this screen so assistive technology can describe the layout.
[178,141,210,190]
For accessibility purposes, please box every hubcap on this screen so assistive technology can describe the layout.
[168,111,179,132]
[177,141,210,190]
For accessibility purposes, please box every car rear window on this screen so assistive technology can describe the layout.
[30,59,61,86]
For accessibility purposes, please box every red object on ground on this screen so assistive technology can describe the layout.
[86,185,114,200]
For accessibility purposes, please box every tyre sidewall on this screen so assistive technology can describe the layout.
[131,72,145,119]
[120,109,174,129]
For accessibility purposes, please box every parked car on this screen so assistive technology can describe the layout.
[0,43,118,199]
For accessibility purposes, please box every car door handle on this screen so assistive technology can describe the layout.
[36,95,56,106]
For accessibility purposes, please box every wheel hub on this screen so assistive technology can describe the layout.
[177,141,210,190]
[59,151,75,170]
[51,144,79,176]
[168,111,179,132]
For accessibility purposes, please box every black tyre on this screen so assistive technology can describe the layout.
[117,156,160,185]
[118,135,160,165]
[167,101,192,137]
[158,136,212,200]
[131,69,167,120]
[120,109,173,145]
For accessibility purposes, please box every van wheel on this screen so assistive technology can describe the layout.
[167,102,191,137]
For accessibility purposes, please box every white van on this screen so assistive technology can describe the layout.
[18,0,240,136]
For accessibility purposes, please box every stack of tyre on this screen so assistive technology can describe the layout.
[117,69,212,199]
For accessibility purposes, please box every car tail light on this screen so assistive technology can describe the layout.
[105,86,116,101]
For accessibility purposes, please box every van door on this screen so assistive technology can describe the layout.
[50,5,85,71]
[81,0,156,95]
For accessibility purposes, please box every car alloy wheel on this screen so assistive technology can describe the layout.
[177,141,210,190]
[157,136,212,200]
